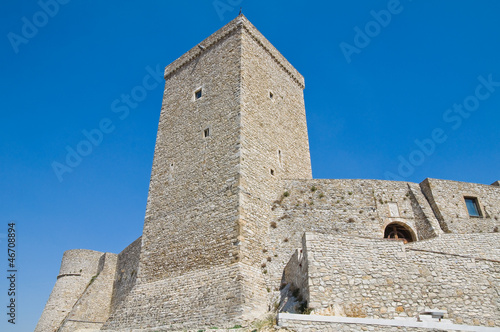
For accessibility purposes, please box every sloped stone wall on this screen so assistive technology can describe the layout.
[109,237,141,313]
[102,264,247,331]
[284,232,499,327]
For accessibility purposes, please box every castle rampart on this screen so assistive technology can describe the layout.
[263,179,442,287]
[109,237,141,313]
[283,232,499,327]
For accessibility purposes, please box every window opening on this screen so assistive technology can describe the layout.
[195,88,202,100]
[384,223,414,243]
[464,197,481,217]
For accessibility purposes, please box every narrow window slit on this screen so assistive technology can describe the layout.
[195,88,202,100]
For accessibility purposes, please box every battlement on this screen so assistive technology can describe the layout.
[164,15,305,88]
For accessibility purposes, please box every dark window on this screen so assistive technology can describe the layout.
[270,169,275,176]
[195,88,202,99]
[464,197,481,217]
[269,91,274,99]
[204,128,210,138]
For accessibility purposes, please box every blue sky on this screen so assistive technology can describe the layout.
[1,1,499,330]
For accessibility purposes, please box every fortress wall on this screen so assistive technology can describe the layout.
[239,18,313,241]
[264,179,441,291]
[59,252,118,331]
[232,16,313,317]
[110,237,141,313]
[406,233,500,261]
[138,19,243,283]
[140,191,240,283]
[35,249,105,332]
[102,264,246,331]
[287,232,499,327]
[420,178,500,233]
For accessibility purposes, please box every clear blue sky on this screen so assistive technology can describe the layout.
[1,1,499,330]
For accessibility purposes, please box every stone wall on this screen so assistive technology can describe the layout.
[238,14,312,315]
[110,237,141,313]
[421,178,500,233]
[35,249,107,332]
[283,232,499,327]
[138,16,243,284]
[282,247,309,300]
[263,179,442,293]
[102,264,247,331]
[406,233,500,261]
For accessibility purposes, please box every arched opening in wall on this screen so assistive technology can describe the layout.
[384,223,415,243]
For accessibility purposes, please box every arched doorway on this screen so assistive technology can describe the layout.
[384,223,415,243]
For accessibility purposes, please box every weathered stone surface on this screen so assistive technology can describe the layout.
[282,232,500,328]
[421,178,500,233]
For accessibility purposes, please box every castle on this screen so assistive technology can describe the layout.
[36,15,500,332]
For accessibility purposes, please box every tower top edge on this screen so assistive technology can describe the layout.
[164,15,305,89]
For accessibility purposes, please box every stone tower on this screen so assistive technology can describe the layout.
[103,14,311,330]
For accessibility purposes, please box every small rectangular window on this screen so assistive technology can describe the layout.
[195,88,202,100]
[204,128,210,138]
[464,197,481,217]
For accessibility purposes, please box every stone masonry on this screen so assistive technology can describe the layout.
[36,14,500,332]
[282,232,499,327]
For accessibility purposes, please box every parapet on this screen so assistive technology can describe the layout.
[58,248,104,278]
[164,14,305,89]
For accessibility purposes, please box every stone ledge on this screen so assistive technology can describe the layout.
[278,313,500,331]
